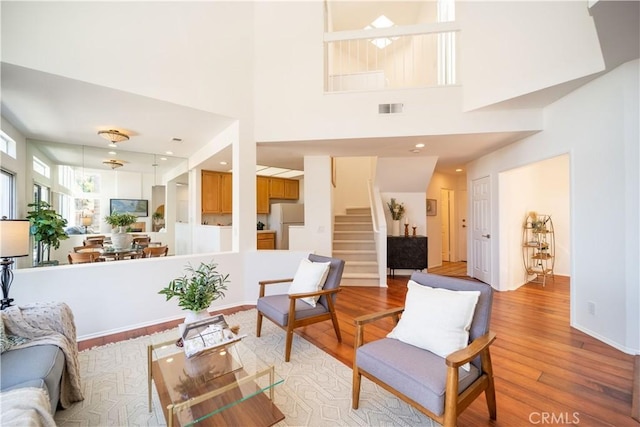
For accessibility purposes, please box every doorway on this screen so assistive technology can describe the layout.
[471,176,491,284]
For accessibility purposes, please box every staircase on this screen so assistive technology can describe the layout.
[333,207,380,286]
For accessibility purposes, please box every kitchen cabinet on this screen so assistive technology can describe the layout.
[257,176,270,214]
[201,170,231,214]
[257,231,276,250]
[269,177,299,200]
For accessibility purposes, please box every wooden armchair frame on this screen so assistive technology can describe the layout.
[352,278,497,427]
[256,277,342,362]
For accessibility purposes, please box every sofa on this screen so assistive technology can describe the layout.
[0,302,83,424]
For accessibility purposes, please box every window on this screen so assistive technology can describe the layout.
[33,156,50,178]
[58,165,75,190]
[1,169,16,218]
[0,130,17,159]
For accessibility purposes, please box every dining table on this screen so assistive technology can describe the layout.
[76,246,143,261]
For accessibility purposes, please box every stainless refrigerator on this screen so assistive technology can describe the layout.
[270,203,304,249]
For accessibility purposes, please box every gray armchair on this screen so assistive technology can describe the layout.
[352,272,497,427]
[256,254,345,362]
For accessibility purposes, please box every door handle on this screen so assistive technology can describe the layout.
[482,234,491,238]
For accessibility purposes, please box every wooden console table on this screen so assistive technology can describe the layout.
[387,236,428,278]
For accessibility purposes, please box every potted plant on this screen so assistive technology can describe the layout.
[26,201,69,266]
[159,260,230,323]
[104,212,137,249]
[386,198,405,236]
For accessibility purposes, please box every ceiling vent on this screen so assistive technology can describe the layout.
[378,103,403,114]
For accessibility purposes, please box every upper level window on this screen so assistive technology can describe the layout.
[0,130,17,159]
[33,156,50,178]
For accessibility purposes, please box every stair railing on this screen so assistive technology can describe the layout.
[368,179,388,287]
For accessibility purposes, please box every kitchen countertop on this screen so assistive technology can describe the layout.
[257,229,275,234]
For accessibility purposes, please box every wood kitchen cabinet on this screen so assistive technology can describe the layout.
[256,176,270,214]
[257,231,276,250]
[201,170,232,214]
[269,177,299,200]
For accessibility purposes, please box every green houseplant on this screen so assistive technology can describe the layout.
[104,212,137,231]
[26,201,68,265]
[159,260,230,313]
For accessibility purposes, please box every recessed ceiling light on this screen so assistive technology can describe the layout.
[160,157,167,161]
[220,161,228,165]
[165,151,173,155]
[108,143,117,148]
[415,143,425,148]
[455,168,463,172]
[108,151,117,155]
[410,149,420,153]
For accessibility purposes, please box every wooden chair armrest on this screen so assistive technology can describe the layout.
[258,278,293,298]
[289,288,341,300]
[258,278,294,286]
[353,306,404,350]
[354,306,404,326]
[446,331,497,368]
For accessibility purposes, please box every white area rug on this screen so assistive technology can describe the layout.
[55,309,439,426]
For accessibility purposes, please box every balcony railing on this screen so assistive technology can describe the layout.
[324,23,460,93]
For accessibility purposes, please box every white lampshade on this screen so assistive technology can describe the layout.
[0,219,30,258]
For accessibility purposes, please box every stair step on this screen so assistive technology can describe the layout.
[335,214,371,223]
[345,207,370,215]
[333,240,376,250]
[344,260,378,274]
[333,231,374,240]
[333,250,377,262]
[334,222,373,231]
[341,273,381,287]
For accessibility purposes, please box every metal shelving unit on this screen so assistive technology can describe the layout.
[522,213,555,286]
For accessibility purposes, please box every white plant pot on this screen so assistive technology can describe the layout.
[391,220,400,236]
[111,228,133,250]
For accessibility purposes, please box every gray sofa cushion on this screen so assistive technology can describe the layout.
[1,344,65,412]
[257,294,327,326]
[356,338,480,416]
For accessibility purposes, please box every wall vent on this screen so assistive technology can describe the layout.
[378,103,404,114]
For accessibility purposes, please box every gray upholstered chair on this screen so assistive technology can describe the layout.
[352,272,497,427]
[256,254,345,362]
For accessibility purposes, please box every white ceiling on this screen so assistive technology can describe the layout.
[2,61,537,176]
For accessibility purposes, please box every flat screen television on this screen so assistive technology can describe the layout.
[109,199,149,217]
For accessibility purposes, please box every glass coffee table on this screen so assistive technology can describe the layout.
[148,338,284,426]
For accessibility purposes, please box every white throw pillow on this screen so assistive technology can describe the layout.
[387,280,480,371]
[288,258,331,307]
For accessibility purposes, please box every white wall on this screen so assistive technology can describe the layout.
[253,1,543,144]
[467,60,639,354]
[300,156,333,257]
[459,1,605,110]
[498,155,571,290]
[333,157,375,214]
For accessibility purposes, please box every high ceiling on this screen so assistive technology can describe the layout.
[1,62,537,176]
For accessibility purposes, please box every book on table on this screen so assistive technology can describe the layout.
[179,314,246,358]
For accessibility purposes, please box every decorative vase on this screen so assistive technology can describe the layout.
[391,220,400,236]
[110,227,133,249]
[184,309,210,324]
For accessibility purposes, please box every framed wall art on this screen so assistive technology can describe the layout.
[426,199,437,216]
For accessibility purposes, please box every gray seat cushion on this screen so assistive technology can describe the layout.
[257,294,328,326]
[356,338,480,416]
[1,344,65,412]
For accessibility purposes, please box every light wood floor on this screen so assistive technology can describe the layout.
[79,262,637,426]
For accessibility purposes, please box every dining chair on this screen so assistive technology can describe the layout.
[133,236,151,247]
[68,252,99,264]
[83,236,105,246]
[143,245,168,257]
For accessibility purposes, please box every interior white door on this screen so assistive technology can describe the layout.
[471,176,491,283]
[458,190,468,262]
[441,189,451,262]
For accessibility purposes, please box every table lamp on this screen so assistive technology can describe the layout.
[81,215,92,233]
[0,217,31,310]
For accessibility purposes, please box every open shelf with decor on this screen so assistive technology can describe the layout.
[522,212,555,286]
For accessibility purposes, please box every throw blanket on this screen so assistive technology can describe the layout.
[2,302,84,408]
[0,387,56,427]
